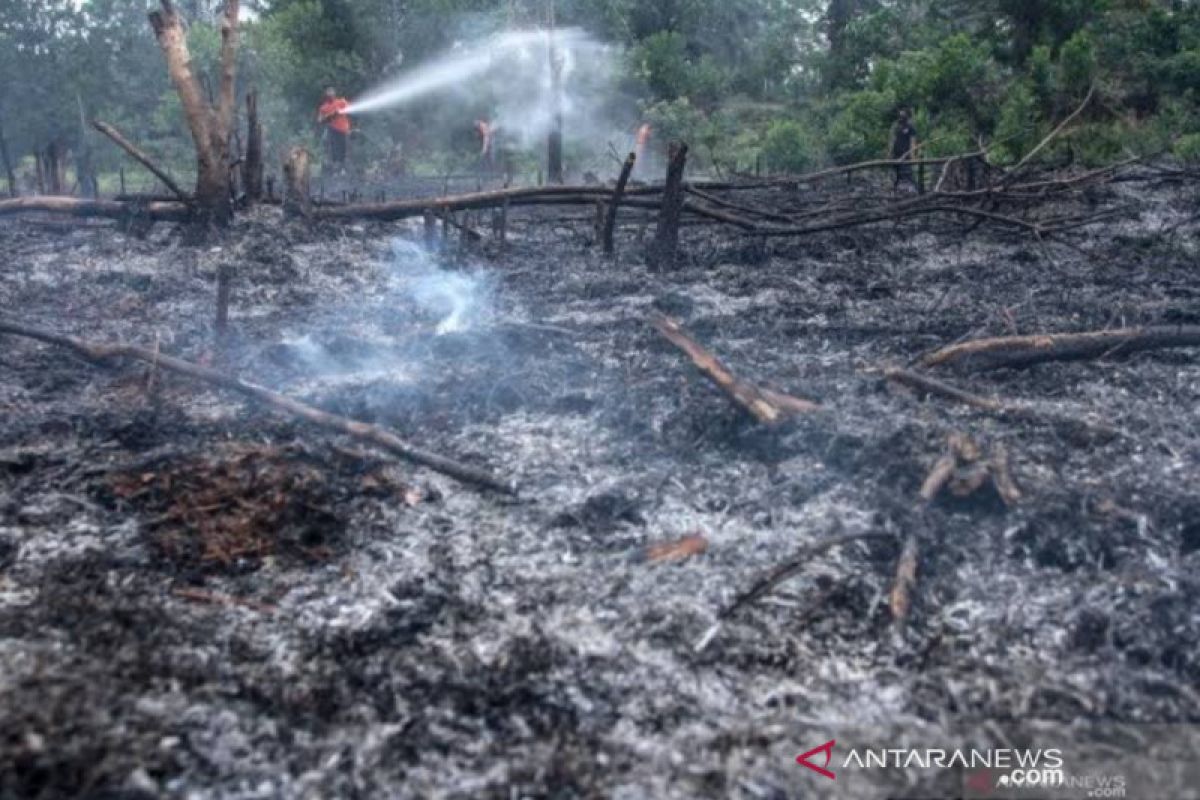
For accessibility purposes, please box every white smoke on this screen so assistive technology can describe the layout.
[387,239,492,335]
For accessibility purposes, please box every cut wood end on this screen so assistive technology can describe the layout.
[646,533,709,564]
[919,453,958,504]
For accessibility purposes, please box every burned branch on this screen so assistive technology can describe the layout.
[696,531,895,651]
[921,326,1200,371]
[652,314,819,425]
[0,318,516,494]
[602,151,636,256]
[91,120,190,203]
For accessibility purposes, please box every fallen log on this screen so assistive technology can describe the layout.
[92,119,191,203]
[681,198,760,231]
[755,202,1044,238]
[0,318,516,495]
[683,151,992,193]
[0,196,189,222]
[920,325,1200,371]
[651,314,819,425]
[685,185,792,224]
[316,184,628,221]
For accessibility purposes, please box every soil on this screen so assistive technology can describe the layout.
[1,172,1198,800]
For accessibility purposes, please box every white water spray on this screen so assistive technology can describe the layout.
[345,28,589,116]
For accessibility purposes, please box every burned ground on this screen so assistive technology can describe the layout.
[1,175,1198,799]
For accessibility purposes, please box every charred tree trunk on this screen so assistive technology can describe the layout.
[282,147,312,218]
[0,115,16,198]
[148,0,240,227]
[75,94,98,199]
[647,142,688,270]
[547,8,565,185]
[603,152,636,256]
[242,90,264,205]
[34,153,46,195]
[41,140,69,195]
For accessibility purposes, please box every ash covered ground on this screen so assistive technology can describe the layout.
[1,176,1198,799]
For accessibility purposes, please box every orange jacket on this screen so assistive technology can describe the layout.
[318,98,351,134]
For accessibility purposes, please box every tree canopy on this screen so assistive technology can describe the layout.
[2,0,1198,190]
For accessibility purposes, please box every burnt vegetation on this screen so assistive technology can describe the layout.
[1,1,1199,799]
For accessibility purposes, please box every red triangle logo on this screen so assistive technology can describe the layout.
[796,739,837,780]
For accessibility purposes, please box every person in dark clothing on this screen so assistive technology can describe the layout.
[890,109,920,191]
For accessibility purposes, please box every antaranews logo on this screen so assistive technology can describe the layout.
[796,740,838,780]
[795,741,1066,786]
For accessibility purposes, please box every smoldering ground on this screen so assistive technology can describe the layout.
[0,173,1198,799]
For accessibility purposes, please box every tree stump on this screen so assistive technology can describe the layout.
[647,142,689,270]
[282,147,311,219]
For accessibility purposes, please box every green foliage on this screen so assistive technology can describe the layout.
[642,98,709,150]
[1173,132,1200,163]
[1028,45,1055,111]
[5,0,1199,193]
[1070,122,1128,166]
[917,112,976,159]
[1058,30,1096,98]
[631,31,729,107]
[993,81,1042,164]
[761,119,821,173]
[825,88,897,163]
[632,32,691,101]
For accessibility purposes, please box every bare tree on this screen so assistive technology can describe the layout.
[148,0,240,227]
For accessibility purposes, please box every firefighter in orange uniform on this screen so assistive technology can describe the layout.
[317,87,352,167]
